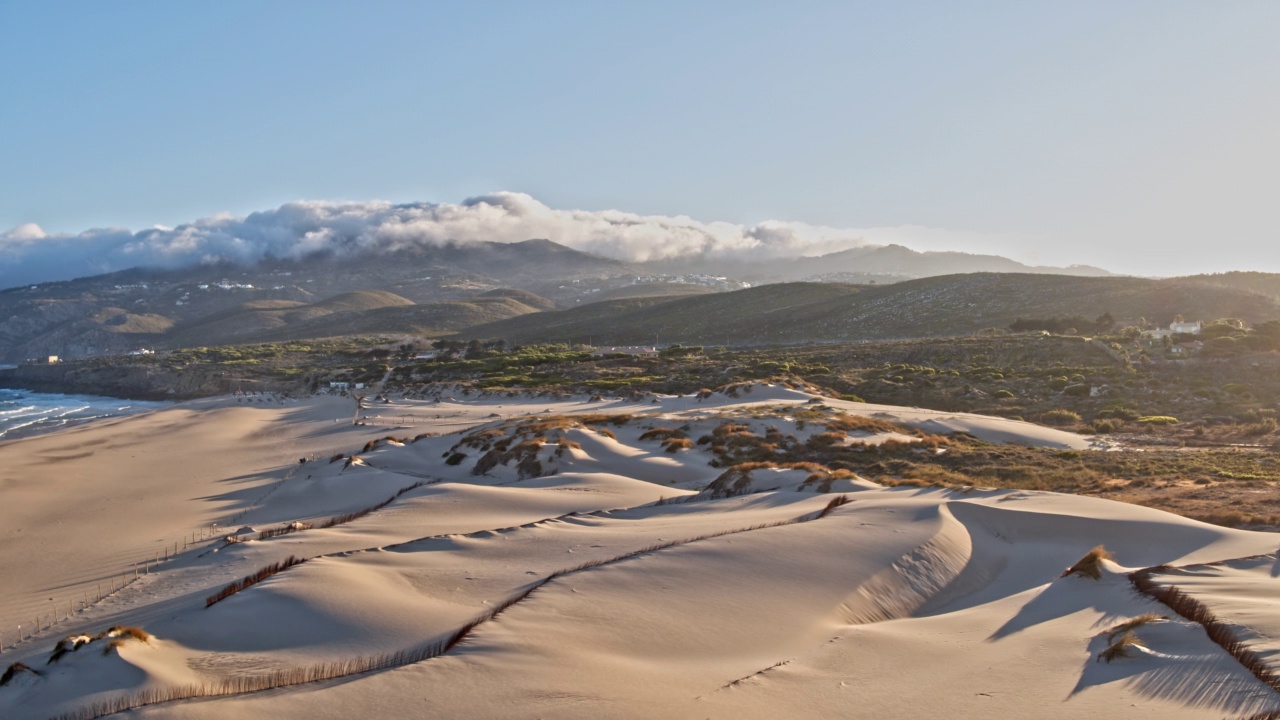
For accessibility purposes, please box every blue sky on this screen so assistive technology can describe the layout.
[1,1,1277,279]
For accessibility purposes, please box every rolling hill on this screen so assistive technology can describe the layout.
[457,273,1280,346]
[164,289,556,346]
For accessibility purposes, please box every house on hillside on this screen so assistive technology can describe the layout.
[1148,319,1202,339]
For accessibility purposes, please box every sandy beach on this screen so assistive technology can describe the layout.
[2,384,1278,719]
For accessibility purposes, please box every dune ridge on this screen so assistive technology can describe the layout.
[3,384,1279,719]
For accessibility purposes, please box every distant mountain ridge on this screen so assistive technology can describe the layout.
[2,236,1275,363]
[642,243,1113,283]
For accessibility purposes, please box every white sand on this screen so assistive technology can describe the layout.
[1,384,1276,719]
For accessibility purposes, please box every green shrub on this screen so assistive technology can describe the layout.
[993,389,1016,399]
[1137,416,1179,425]
[1041,409,1082,426]
[1091,419,1122,433]
[1097,406,1141,421]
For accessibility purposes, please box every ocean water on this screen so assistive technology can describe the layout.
[0,387,169,440]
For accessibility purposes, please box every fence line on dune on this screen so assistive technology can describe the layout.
[49,497,853,720]
[1129,561,1280,702]
[4,398,476,657]
[0,453,331,655]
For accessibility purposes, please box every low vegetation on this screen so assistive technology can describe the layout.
[1097,630,1144,663]
[1130,567,1280,693]
[205,556,308,608]
[1104,613,1167,641]
[1,662,38,687]
[43,626,152,665]
[1062,546,1113,580]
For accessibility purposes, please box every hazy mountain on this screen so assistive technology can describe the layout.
[9,235,1275,364]
[0,240,630,362]
[640,244,1114,283]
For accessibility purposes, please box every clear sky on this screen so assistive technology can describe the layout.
[1,1,1277,278]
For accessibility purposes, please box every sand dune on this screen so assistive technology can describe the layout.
[2,384,1277,719]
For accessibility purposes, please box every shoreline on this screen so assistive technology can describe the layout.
[0,388,172,443]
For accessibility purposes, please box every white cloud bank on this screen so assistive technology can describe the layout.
[1,192,997,288]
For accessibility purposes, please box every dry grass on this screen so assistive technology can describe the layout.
[1062,545,1113,580]
[205,556,307,608]
[1,662,38,686]
[1130,567,1280,694]
[576,413,635,427]
[317,480,430,529]
[472,438,549,479]
[48,635,91,664]
[663,437,694,453]
[114,626,151,642]
[1097,630,1144,663]
[700,461,837,499]
[638,427,686,442]
[816,494,852,518]
[1105,613,1167,641]
[42,627,152,665]
[824,414,902,435]
[806,431,849,448]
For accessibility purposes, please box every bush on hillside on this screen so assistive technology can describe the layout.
[1040,409,1082,427]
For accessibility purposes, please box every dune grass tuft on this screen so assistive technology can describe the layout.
[638,427,686,442]
[817,494,852,518]
[663,437,694,453]
[2,662,39,686]
[1105,613,1167,641]
[116,626,151,642]
[1097,630,1143,663]
[1062,545,1113,580]
[47,634,95,664]
[48,639,75,664]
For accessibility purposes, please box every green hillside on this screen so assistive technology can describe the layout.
[456,274,1280,346]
